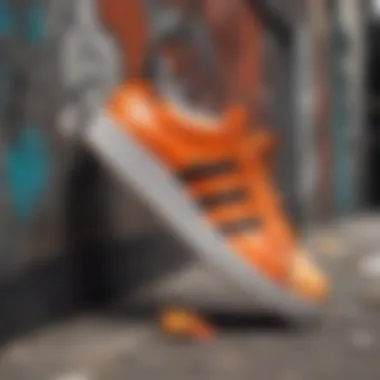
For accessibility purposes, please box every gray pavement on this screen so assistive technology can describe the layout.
[1,215,380,380]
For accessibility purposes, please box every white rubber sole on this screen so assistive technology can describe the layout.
[84,110,321,320]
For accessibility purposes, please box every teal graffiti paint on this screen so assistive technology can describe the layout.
[0,0,46,43]
[0,64,10,115]
[4,127,50,222]
[0,0,13,36]
[25,0,46,44]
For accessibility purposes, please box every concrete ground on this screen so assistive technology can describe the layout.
[1,215,380,380]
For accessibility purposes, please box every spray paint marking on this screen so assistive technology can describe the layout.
[4,126,50,222]
[24,0,46,44]
[0,0,46,43]
[0,2,48,265]
[0,0,12,36]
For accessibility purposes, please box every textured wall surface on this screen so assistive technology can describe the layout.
[0,0,69,278]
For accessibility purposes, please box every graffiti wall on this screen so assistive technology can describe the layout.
[0,0,68,277]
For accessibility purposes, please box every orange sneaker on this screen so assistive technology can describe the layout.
[85,0,329,318]
[85,82,329,319]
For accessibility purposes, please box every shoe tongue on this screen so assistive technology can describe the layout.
[222,106,249,138]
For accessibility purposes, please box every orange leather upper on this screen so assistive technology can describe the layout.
[106,82,297,283]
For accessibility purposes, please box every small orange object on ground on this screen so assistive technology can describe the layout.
[159,308,216,342]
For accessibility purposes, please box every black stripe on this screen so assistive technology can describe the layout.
[178,160,237,182]
[219,217,261,235]
[198,188,248,209]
